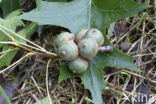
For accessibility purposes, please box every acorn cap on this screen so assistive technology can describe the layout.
[78,38,98,60]
[75,29,88,43]
[68,57,88,74]
[58,41,78,61]
[55,32,74,47]
[86,28,104,47]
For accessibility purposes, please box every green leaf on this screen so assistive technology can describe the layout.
[0,10,24,31]
[15,22,38,44]
[0,46,18,67]
[19,0,89,34]
[0,85,12,104]
[34,97,52,104]
[81,61,107,104]
[0,0,20,16]
[19,0,150,33]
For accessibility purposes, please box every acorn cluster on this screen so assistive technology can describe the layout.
[55,29,104,74]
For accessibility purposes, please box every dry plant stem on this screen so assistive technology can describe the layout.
[0,48,18,54]
[133,53,156,57]
[105,81,154,96]
[0,41,57,58]
[98,45,113,52]
[79,95,85,104]
[105,81,129,95]
[31,76,44,97]
[0,53,32,73]
[121,69,156,84]
[15,40,58,56]
[46,59,53,104]
[14,43,57,58]
[70,79,77,103]
[30,92,39,102]
[12,89,37,101]
[0,27,15,41]
[0,24,46,51]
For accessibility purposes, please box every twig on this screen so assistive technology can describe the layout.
[99,45,113,52]
[79,95,85,104]
[0,41,58,58]
[105,81,129,95]
[14,42,57,58]
[31,76,44,97]
[46,59,53,104]
[121,69,156,84]
[0,53,32,74]
[0,24,46,51]
[0,27,15,41]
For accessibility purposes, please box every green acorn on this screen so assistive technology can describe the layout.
[78,38,98,60]
[55,32,74,47]
[68,57,88,74]
[75,29,88,43]
[86,28,104,47]
[58,41,78,61]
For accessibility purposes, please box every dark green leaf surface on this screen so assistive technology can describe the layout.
[91,0,151,30]
[81,61,106,104]
[19,0,89,34]
[0,0,20,16]
[19,0,150,33]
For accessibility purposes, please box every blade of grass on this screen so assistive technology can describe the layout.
[0,85,12,104]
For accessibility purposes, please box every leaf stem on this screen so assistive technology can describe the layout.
[121,69,156,84]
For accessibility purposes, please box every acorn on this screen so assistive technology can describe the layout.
[86,28,104,47]
[58,41,78,61]
[75,29,88,43]
[68,57,88,74]
[78,38,98,60]
[55,32,74,47]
